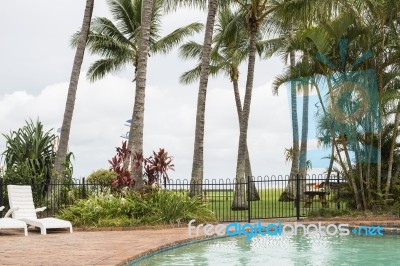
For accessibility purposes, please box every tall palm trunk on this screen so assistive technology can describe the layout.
[52,0,94,186]
[130,0,154,190]
[385,109,400,199]
[232,19,257,210]
[232,75,260,201]
[377,18,385,194]
[279,51,300,201]
[189,0,219,197]
[297,84,309,199]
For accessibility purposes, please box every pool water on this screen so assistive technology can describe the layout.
[129,234,400,266]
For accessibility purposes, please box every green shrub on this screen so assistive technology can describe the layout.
[86,169,116,185]
[58,190,216,227]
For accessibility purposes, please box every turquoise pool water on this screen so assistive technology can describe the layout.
[129,234,400,265]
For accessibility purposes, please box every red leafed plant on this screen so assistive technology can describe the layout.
[108,141,134,189]
[145,149,175,187]
[132,148,174,187]
[109,143,174,190]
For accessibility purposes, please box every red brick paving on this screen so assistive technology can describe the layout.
[0,227,205,266]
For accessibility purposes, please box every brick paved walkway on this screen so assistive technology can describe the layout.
[0,227,203,266]
[1,217,399,266]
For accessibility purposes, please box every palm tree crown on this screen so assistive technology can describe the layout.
[71,0,203,82]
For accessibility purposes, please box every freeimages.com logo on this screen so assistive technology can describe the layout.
[188,220,384,241]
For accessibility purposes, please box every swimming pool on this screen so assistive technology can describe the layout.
[128,234,400,265]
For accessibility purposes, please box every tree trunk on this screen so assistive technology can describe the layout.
[130,0,154,191]
[377,18,385,195]
[297,84,309,198]
[385,109,400,199]
[279,51,300,201]
[325,137,335,184]
[52,0,94,186]
[232,19,257,210]
[189,0,219,197]
[232,76,259,201]
[342,138,362,210]
[355,141,367,210]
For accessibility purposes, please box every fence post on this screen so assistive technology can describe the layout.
[0,178,3,208]
[82,177,86,199]
[247,176,251,223]
[296,173,300,221]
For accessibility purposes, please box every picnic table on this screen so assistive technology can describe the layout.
[304,190,328,208]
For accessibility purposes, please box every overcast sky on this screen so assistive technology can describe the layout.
[0,1,327,181]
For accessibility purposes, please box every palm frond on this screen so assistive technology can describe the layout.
[179,41,204,60]
[152,22,204,54]
[87,57,129,81]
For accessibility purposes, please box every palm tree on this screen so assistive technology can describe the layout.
[53,0,94,185]
[267,0,344,201]
[231,0,278,210]
[179,7,263,200]
[131,0,155,189]
[189,0,219,197]
[73,0,203,189]
[263,11,301,201]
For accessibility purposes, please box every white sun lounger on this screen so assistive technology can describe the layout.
[0,206,28,236]
[7,185,73,235]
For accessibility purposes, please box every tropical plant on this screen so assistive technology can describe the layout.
[58,190,215,227]
[1,119,70,206]
[53,0,94,185]
[189,0,220,198]
[144,149,175,187]
[108,141,134,190]
[72,0,202,190]
[230,0,280,210]
[132,148,175,187]
[2,119,56,186]
[179,6,262,200]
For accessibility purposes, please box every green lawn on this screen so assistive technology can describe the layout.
[201,188,342,221]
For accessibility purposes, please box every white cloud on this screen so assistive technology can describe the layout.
[0,74,296,180]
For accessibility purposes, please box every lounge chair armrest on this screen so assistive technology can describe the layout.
[35,207,47,213]
[0,206,4,211]
[4,207,19,218]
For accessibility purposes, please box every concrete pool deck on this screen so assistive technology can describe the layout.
[1,217,400,266]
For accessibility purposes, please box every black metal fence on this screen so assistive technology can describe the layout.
[0,174,349,221]
[164,174,348,222]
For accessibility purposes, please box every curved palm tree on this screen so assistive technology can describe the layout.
[72,0,203,189]
[53,0,94,185]
[231,0,283,210]
[179,7,266,200]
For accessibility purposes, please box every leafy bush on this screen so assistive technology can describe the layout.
[58,190,216,227]
[86,169,116,185]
